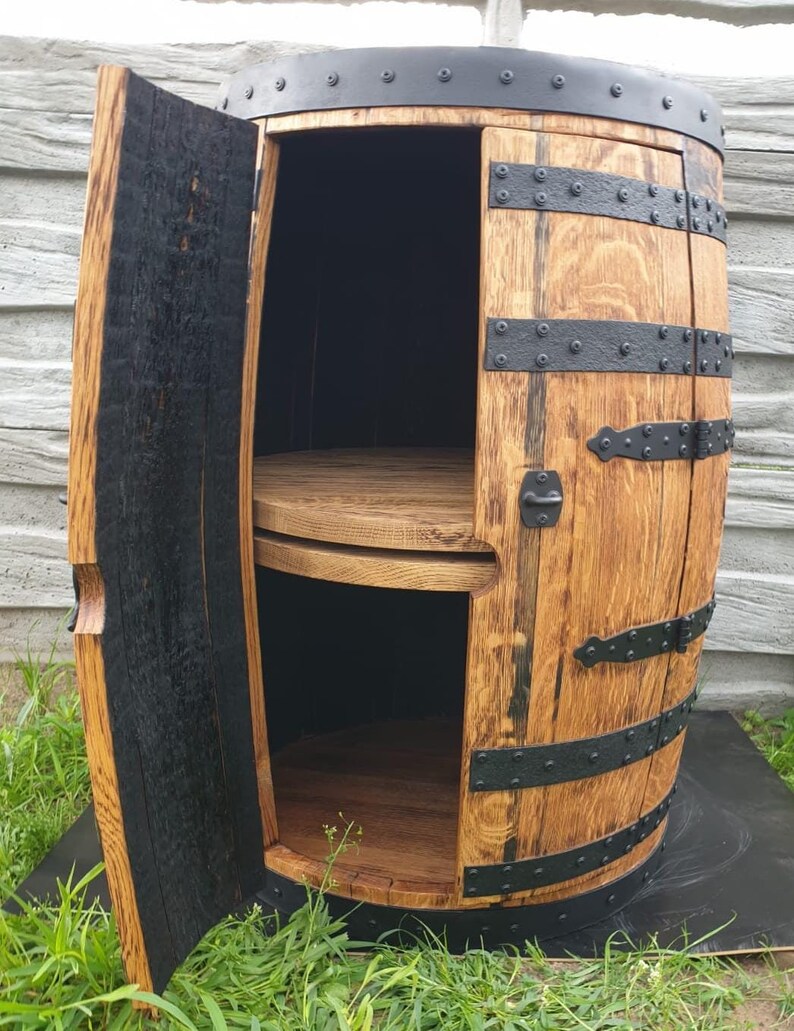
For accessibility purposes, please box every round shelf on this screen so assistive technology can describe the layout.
[252,447,489,553]
[267,719,460,906]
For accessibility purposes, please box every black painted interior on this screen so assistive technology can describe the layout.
[254,127,481,752]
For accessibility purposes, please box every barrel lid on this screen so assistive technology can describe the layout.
[218,47,724,155]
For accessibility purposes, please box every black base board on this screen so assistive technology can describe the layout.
[6,712,794,956]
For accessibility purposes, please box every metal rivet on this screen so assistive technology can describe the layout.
[663,95,674,109]
[618,186,629,202]
[599,437,612,451]
[494,354,507,368]
[628,629,638,641]
[534,867,544,876]
[700,359,709,372]
[325,72,339,86]
[513,751,524,762]
[544,759,555,770]
[381,69,395,82]
[476,752,488,763]
[706,198,714,212]
[496,189,510,204]
[651,210,661,224]
[715,359,722,371]
[700,108,709,122]
[680,422,690,435]
[646,744,655,755]
[570,339,582,353]
[661,640,669,651]
[500,69,514,84]
[510,923,520,933]
[368,918,377,928]
[503,865,513,874]
[624,844,634,854]
[675,189,685,203]
[501,883,511,893]
[495,164,509,179]
[589,751,599,763]
[692,195,701,208]
[535,191,547,205]
[558,913,568,922]
[552,73,566,88]
[437,67,452,82]
[510,777,520,787]
[536,472,548,484]
[642,446,652,459]
[650,720,659,730]
[495,319,508,334]
[534,167,547,182]
[601,856,610,866]
[571,180,583,195]
[684,329,693,342]
[664,622,672,633]
[625,649,636,660]
[611,82,624,97]
[244,85,253,99]
[707,219,714,232]
[659,357,669,371]
[275,77,286,91]
[626,729,635,741]
[536,354,549,367]
[585,646,596,658]
[607,893,616,904]
[537,323,550,336]
[623,753,632,765]
[679,444,688,457]
[659,325,669,339]
[604,836,614,847]
[649,183,660,197]
[693,216,702,230]
[715,332,722,344]
[475,779,485,789]
[677,214,686,228]
[643,424,653,438]
[684,360,692,373]
[620,341,631,356]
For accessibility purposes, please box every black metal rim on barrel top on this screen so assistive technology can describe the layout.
[218,47,724,155]
[256,837,666,950]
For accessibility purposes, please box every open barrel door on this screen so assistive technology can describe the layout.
[68,67,267,992]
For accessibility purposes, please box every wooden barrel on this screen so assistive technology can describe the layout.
[68,49,730,993]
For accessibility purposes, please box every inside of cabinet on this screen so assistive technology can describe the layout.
[252,127,483,895]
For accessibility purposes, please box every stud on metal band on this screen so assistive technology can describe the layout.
[469,686,697,792]
[463,784,675,897]
[485,319,733,378]
[588,419,735,462]
[490,163,726,243]
[574,598,715,669]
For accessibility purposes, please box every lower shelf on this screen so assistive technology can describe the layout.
[267,719,461,907]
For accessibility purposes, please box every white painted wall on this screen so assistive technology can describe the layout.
[0,34,791,709]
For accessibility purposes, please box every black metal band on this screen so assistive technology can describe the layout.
[258,838,666,949]
[490,162,727,244]
[219,48,724,155]
[588,419,735,462]
[469,687,697,793]
[464,785,675,897]
[574,598,715,669]
[485,319,733,378]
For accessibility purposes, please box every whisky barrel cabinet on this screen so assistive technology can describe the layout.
[67,49,731,992]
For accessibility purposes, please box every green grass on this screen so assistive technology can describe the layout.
[1,648,792,1029]
[742,708,794,792]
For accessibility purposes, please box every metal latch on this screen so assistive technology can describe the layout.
[519,470,563,528]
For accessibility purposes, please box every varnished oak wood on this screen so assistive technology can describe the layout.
[261,107,684,153]
[242,126,279,847]
[67,66,153,995]
[253,448,490,553]
[455,127,699,906]
[254,531,497,593]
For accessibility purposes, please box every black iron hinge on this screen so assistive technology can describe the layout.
[573,597,716,668]
[588,419,735,462]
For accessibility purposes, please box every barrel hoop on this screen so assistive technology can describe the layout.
[574,597,715,669]
[490,162,727,244]
[463,785,676,897]
[485,319,733,378]
[469,686,697,793]
[218,48,725,154]
[588,419,735,462]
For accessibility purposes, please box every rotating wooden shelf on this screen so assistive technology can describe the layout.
[252,448,496,592]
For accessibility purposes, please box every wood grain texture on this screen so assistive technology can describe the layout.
[456,126,700,906]
[253,449,489,552]
[241,127,279,849]
[68,68,264,991]
[254,532,497,592]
